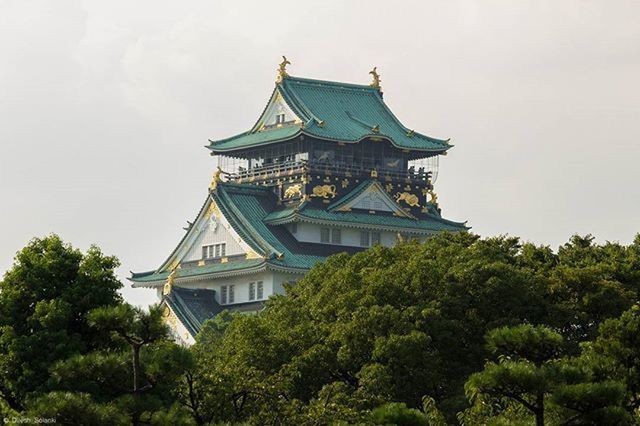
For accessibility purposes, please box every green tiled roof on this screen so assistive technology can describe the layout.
[208,76,451,153]
[212,183,327,271]
[131,180,467,285]
[130,258,267,283]
[264,207,468,233]
[165,287,221,336]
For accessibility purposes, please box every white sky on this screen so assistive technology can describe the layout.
[1,0,639,307]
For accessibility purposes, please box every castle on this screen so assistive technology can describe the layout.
[130,58,468,345]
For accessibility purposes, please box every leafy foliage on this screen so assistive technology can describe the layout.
[181,232,640,424]
[0,235,122,411]
[3,232,640,425]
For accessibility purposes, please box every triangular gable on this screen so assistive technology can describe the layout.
[329,180,416,218]
[251,90,302,132]
[158,195,262,273]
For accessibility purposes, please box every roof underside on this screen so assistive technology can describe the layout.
[208,76,451,153]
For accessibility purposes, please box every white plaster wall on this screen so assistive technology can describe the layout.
[183,218,245,262]
[293,222,398,248]
[262,96,299,127]
[177,271,275,305]
[272,271,305,295]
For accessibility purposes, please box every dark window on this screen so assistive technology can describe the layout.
[371,231,381,245]
[320,227,331,243]
[249,282,255,301]
[331,228,341,244]
[360,231,370,247]
[257,281,264,299]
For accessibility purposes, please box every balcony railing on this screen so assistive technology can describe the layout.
[227,160,433,184]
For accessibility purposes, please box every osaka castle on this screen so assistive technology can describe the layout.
[130,58,468,345]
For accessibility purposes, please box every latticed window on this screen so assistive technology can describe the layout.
[229,285,235,303]
[221,285,228,304]
[249,282,256,301]
[371,231,381,245]
[203,243,226,259]
[331,228,341,244]
[257,281,264,299]
[360,231,370,247]
[320,227,331,243]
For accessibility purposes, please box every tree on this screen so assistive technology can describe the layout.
[0,235,122,411]
[582,305,640,414]
[465,325,563,426]
[27,304,193,425]
[85,304,188,425]
[186,233,640,424]
[88,305,168,395]
[464,324,632,426]
[370,402,429,426]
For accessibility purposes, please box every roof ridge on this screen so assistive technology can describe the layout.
[283,75,377,91]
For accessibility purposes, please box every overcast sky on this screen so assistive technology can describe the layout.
[1,1,639,307]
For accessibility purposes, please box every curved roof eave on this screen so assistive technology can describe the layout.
[207,128,450,154]
[264,211,465,233]
[130,260,269,287]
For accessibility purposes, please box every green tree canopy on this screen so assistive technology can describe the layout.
[0,235,122,412]
[185,233,640,424]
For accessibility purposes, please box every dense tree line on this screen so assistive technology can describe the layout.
[1,233,639,425]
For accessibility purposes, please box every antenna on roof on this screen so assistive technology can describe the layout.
[276,56,291,83]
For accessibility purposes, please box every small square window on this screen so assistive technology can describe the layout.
[249,282,255,301]
[371,232,381,245]
[257,281,264,299]
[203,243,226,260]
[221,285,228,304]
[360,231,370,247]
[320,228,331,243]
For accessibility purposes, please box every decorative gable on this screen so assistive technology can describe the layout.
[157,197,263,273]
[253,91,301,131]
[330,181,416,218]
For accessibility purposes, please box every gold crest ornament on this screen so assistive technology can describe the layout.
[284,184,302,199]
[163,268,177,296]
[276,56,291,83]
[369,66,381,91]
[427,189,438,205]
[210,167,223,190]
[395,192,420,207]
[310,184,337,199]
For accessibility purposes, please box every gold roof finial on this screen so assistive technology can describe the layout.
[276,56,291,83]
[210,167,223,191]
[163,268,177,296]
[369,66,381,91]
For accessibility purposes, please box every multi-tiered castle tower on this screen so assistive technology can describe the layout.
[131,58,468,345]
